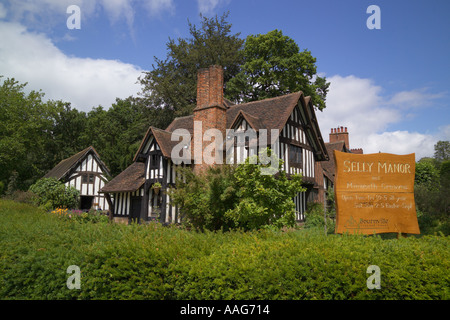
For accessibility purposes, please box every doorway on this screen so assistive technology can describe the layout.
[129,196,142,223]
[80,196,94,210]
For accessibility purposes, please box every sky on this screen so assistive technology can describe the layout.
[0,0,449,160]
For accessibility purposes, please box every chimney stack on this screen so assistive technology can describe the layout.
[329,126,350,150]
[193,65,226,173]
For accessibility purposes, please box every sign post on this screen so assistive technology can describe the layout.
[334,151,420,235]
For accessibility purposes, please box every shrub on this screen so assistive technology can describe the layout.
[223,149,305,231]
[169,148,305,231]
[29,178,79,210]
[304,202,335,234]
[0,199,449,300]
[2,190,35,204]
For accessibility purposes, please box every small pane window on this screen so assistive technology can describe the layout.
[289,145,302,165]
[150,154,160,169]
[82,174,94,184]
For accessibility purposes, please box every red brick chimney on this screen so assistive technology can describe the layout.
[351,148,364,154]
[329,126,350,150]
[193,65,226,173]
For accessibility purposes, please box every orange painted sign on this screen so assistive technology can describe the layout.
[334,151,420,235]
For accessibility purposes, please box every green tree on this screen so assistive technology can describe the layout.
[0,76,64,190]
[51,102,88,162]
[415,157,440,190]
[434,140,450,164]
[226,29,330,110]
[81,97,150,177]
[138,12,244,124]
[415,142,450,235]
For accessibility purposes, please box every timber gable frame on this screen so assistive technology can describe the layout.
[44,146,111,211]
[101,65,329,224]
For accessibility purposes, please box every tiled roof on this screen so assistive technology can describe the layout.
[225,92,302,132]
[43,146,109,181]
[99,162,145,193]
[133,91,328,163]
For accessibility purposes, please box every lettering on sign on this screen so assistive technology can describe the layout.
[334,151,420,235]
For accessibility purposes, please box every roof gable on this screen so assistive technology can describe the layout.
[147,91,328,161]
[44,146,110,181]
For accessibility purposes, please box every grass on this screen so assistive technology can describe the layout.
[0,199,448,300]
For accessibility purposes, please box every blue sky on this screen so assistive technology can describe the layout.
[0,0,449,159]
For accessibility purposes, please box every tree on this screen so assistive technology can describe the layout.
[415,141,450,235]
[434,140,450,164]
[0,76,63,190]
[415,157,440,190]
[81,97,150,177]
[226,29,330,110]
[138,12,244,125]
[51,102,88,162]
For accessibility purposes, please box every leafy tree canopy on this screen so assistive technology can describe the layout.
[138,11,244,123]
[226,29,330,110]
[434,140,450,164]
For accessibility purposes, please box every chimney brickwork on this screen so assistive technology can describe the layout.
[193,65,226,173]
[329,126,350,150]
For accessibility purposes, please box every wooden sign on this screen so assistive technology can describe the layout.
[334,151,420,235]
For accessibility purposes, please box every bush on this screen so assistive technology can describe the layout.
[2,190,35,204]
[0,199,449,300]
[51,208,109,224]
[169,148,305,231]
[29,178,79,210]
[304,202,335,234]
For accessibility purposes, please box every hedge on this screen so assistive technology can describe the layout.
[0,199,448,300]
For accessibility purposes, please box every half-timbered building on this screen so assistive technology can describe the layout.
[44,146,111,211]
[101,65,329,224]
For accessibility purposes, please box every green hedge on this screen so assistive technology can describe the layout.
[0,200,448,300]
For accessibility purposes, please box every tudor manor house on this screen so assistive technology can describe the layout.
[99,65,362,224]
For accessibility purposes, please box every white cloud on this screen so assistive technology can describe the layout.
[317,74,446,160]
[3,0,174,30]
[197,0,229,15]
[0,3,7,19]
[0,21,144,111]
[364,131,436,160]
[142,0,175,16]
[387,88,447,108]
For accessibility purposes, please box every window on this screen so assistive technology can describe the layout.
[150,154,160,169]
[289,145,302,165]
[82,174,95,184]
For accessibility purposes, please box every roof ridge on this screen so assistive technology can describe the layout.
[228,91,303,109]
